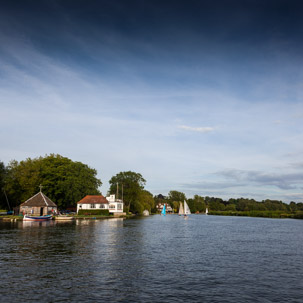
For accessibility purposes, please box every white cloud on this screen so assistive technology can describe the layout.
[178,125,215,133]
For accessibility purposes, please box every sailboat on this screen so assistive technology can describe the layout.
[178,202,184,216]
[161,204,166,216]
[184,200,191,217]
[205,207,209,215]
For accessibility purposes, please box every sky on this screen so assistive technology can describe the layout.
[1,0,303,202]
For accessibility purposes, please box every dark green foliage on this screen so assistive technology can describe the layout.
[4,154,102,209]
[187,197,206,213]
[138,190,155,213]
[166,190,187,213]
[77,209,109,216]
[208,210,302,219]
[108,171,153,214]
[0,161,8,209]
[193,195,206,212]
[168,190,186,204]
[205,196,303,219]
[292,212,303,219]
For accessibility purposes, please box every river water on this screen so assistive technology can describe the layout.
[0,215,302,302]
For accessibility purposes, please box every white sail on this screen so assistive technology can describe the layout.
[178,202,184,215]
[205,207,208,215]
[184,200,191,215]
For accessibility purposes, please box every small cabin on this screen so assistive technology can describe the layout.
[19,191,57,216]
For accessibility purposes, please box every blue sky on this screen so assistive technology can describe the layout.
[1,0,303,202]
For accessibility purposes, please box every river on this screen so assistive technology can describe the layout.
[0,215,302,302]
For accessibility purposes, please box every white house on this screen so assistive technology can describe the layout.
[76,194,124,216]
[106,194,124,214]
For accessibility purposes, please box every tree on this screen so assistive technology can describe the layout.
[168,190,186,203]
[193,195,206,213]
[0,161,8,209]
[187,198,196,213]
[138,190,155,213]
[108,171,146,214]
[4,154,102,209]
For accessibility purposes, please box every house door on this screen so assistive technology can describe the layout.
[40,207,44,216]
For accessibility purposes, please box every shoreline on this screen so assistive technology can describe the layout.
[0,214,133,222]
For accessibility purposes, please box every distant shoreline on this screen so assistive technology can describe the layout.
[208,210,303,219]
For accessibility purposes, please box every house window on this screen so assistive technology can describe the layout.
[117,204,122,210]
[100,204,105,209]
[90,204,96,209]
[109,204,116,209]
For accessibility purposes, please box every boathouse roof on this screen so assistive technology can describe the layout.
[77,195,109,204]
[20,192,57,207]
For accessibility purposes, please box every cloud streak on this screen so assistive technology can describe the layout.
[216,169,303,190]
[178,125,215,133]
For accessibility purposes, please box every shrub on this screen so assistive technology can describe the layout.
[77,209,109,216]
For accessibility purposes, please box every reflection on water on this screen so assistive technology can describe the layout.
[22,220,56,228]
[0,216,303,303]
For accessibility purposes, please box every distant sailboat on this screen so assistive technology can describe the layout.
[205,207,209,215]
[161,204,166,216]
[184,200,191,217]
[178,202,184,216]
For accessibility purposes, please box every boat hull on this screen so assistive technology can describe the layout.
[55,216,74,220]
[23,215,52,221]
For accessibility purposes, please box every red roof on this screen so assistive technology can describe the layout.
[77,195,108,204]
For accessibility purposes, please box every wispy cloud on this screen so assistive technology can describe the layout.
[216,168,303,190]
[178,125,215,133]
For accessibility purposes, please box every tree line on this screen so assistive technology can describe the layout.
[0,154,155,214]
[1,154,302,215]
[155,192,303,214]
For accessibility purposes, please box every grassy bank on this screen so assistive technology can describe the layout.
[208,210,303,219]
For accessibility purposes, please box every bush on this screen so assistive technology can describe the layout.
[293,212,303,219]
[77,209,109,216]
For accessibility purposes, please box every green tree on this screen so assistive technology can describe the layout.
[193,195,206,213]
[297,202,303,211]
[288,202,298,212]
[4,154,102,209]
[138,190,155,213]
[0,161,8,209]
[168,190,186,203]
[108,171,146,214]
[187,198,196,213]
[172,201,180,213]
[209,200,226,211]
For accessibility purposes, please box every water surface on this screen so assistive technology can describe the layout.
[0,215,302,302]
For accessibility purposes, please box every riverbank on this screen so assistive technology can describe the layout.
[0,214,132,221]
[208,210,303,219]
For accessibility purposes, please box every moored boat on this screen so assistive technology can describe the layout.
[54,215,74,220]
[23,215,52,221]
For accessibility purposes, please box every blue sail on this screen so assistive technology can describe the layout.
[161,204,166,216]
